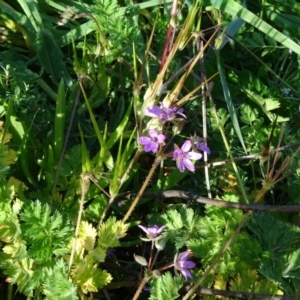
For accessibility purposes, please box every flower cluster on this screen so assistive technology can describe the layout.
[137,225,196,280]
[138,102,210,172]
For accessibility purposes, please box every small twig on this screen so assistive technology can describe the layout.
[195,287,296,300]
[114,190,300,212]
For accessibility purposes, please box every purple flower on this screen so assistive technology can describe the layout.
[197,142,211,154]
[190,134,211,154]
[138,129,165,153]
[145,102,186,121]
[173,140,202,172]
[175,250,195,280]
[138,225,166,239]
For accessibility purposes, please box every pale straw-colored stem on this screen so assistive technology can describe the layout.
[122,157,161,223]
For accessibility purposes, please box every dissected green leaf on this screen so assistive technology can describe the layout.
[150,272,184,300]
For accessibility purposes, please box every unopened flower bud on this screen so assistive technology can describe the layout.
[134,254,148,266]
[152,269,161,278]
[155,237,167,251]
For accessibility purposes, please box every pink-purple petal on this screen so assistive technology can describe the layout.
[183,158,195,172]
[148,129,158,137]
[181,269,193,280]
[156,225,166,234]
[181,140,192,152]
[180,261,196,269]
[157,134,165,143]
[138,136,151,145]
[188,152,202,160]
[138,225,149,234]
[180,251,190,261]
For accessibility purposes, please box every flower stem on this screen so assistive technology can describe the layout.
[132,277,149,300]
[123,157,161,223]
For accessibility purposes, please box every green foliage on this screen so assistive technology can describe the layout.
[150,272,184,300]
[43,260,78,300]
[0,199,75,297]
[91,0,144,62]
[1,0,300,298]
[20,201,73,262]
[248,213,300,293]
[70,218,128,293]
[97,217,128,248]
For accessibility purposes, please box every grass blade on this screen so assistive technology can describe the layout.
[211,0,300,55]
[54,79,66,162]
[216,51,247,154]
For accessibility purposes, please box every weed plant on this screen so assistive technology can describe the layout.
[0,0,300,299]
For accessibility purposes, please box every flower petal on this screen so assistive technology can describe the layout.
[176,108,186,118]
[148,129,158,138]
[173,149,181,159]
[180,268,193,280]
[147,225,159,237]
[138,225,149,234]
[187,152,202,160]
[156,225,166,235]
[198,143,211,154]
[180,261,196,269]
[179,250,190,261]
[157,134,165,143]
[177,158,186,172]
[183,158,195,172]
[144,141,158,153]
[138,136,151,145]
[146,106,161,118]
[181,140,192,152]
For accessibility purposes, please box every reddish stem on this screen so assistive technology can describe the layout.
[159,24,173,73]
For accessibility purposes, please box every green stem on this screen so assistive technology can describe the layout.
[7,283,12,300]
[122,157,161,223]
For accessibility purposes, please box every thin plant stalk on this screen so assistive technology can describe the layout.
[122,157,161,223]
[132,277,149,300]
[7,284,12,300]
[198,32,212,198]
[68,173,89,275]
[159,0,179,72]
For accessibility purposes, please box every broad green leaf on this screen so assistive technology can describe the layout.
[36,29,67,84]
[17,0,44,32]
